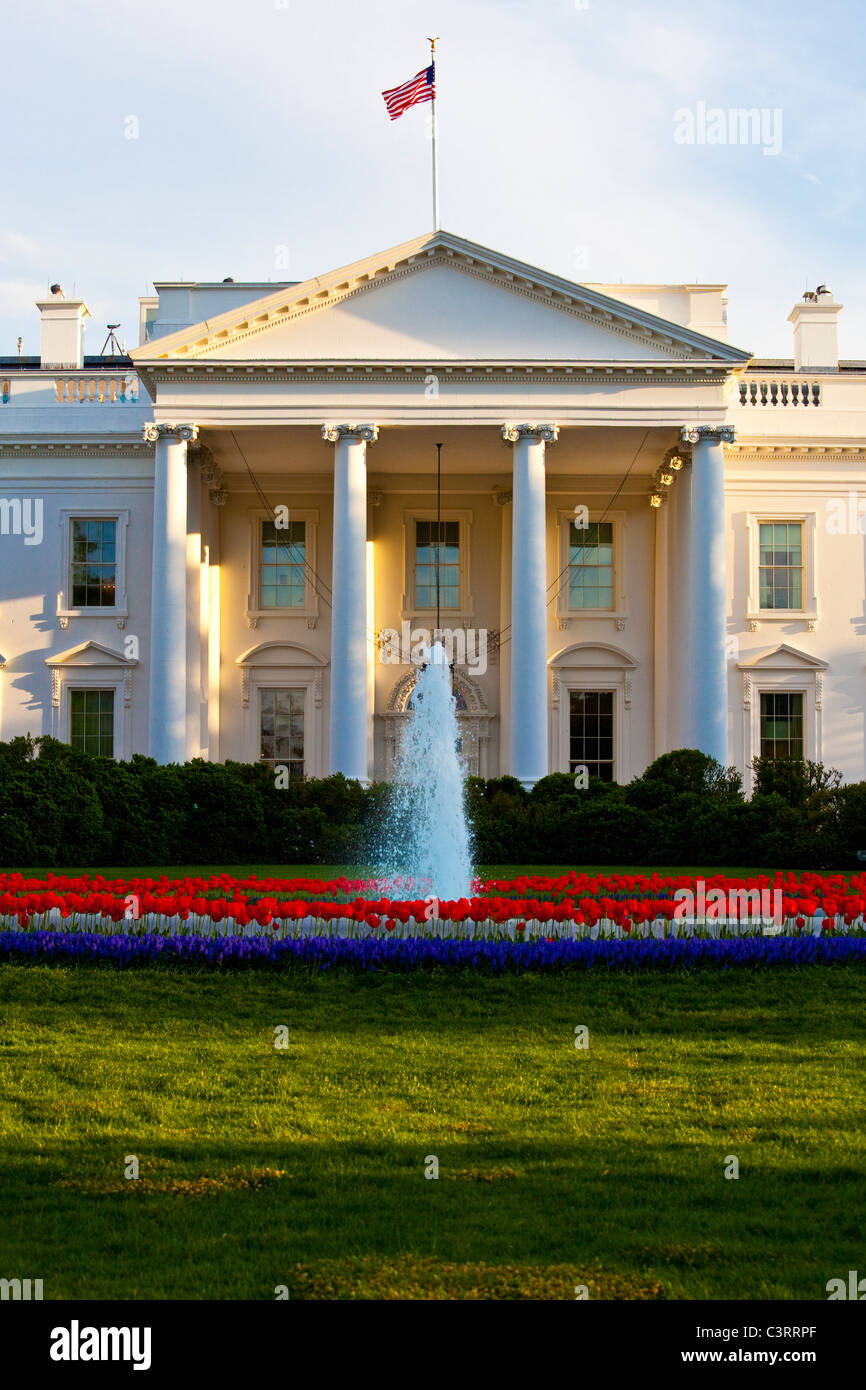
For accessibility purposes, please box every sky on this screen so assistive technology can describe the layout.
[1,0,864,360]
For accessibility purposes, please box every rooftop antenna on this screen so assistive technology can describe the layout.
[100,323,123,356]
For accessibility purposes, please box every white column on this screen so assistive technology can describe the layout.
[186,450,203,759]
[682,424,735,765]
[144,422,197,764]
[199,453,226,763]
[652,493,670,757]
[502,423,558,787]
[494,486,513,776]
[324,423,378,782]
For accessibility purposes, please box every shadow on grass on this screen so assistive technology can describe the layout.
[2,964,865,1299]
[1,1138,862,1300]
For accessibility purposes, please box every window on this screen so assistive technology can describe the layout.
[569,521,614,610]
[260,520,306,609]
[247,509,319,624]
[569,690,614,780]
[70,689,114,758]
[760,692,804,759]
[759,522,803,611]
[415,520,460,610]
[259,688,304,777]
[71,519,117,608]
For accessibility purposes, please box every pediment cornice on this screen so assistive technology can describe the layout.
[235,641,328,668]
[45,640,137,667]
[549,641,638,669]
[736,643,828,671]
[142,360,732,386]
[132,230,750,369]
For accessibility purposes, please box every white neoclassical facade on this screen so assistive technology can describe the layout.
[1,229,864,789]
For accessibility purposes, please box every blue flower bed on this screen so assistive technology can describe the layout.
[2,929,866,973]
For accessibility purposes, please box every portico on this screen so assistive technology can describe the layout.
[123,231,756,782]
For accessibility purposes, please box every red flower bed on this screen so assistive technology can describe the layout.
[0,870,863,940]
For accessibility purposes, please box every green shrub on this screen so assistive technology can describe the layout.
[0,739,856,869]
[751,756,841,807]
[629,749,743,806]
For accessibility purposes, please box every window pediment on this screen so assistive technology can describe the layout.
[736,644,827,672]
[549,642,637,670]
[235,641,328,668]
[45,641,137,668]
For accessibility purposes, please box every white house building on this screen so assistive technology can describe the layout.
[1,229,864,789]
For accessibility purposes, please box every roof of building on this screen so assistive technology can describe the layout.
[0,355,134,369]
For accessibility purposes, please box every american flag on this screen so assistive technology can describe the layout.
[381,64,435,121]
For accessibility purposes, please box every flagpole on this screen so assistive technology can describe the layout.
[428,35,439,228]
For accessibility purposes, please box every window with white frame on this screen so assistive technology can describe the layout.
[261,519,307,609]
[57,509,129,619]
[737,646,826,791]
[551,645,635,783]
[403,510,473,619]
[248,509,319,621]
[569,689,615,779]
[745,513,817,625]
[70,688,115,757]
[71,519,117,608]
[568,521,614,610]
[759,691,804,759]
[557,510,625,621]
[759,522,803,610]
[259,687,305,776]
[415,520,460,611]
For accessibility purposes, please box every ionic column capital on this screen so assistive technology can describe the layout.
[681,424,735,446]
[501,423,559,444]
[322,423,379,444]
[143,422,199,444]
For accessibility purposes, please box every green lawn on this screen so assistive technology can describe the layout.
[1,962,864,1300]
[3,863,833,879]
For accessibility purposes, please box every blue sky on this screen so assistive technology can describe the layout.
[1,0,863,359]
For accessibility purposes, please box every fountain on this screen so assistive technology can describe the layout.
[378,640,474,901]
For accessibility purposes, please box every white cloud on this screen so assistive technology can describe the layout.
[0,232,40,262]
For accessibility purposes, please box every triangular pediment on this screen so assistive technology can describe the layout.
[133,231,749,368]
[45,641,137,668]
[737,644,828,671]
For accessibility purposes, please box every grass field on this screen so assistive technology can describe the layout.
[1,960,864,1300]
[3,863,840,880]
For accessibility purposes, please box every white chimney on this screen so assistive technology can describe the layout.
[788,289,842,372]
[36,286,90,368]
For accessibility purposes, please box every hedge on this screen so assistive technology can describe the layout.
[1,737,865,868]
